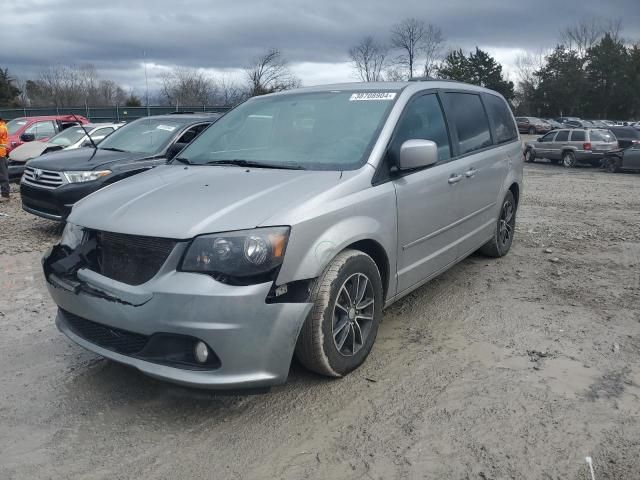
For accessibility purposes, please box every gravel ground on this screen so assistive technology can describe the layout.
[1,159,639,479]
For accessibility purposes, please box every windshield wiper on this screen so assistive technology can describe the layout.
[204,159,305,170]
[172,157,192,165]
[99,147,125,152]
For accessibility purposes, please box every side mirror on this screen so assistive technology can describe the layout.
[166,142,188,160]
[537,137,543,142]
[20,133,36,142]
[398,140,438,170]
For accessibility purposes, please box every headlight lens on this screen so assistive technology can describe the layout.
[180,227,290,279]
[63,170,111,183]
[60,222,85,249]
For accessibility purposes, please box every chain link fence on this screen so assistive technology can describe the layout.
[0,105,232,123]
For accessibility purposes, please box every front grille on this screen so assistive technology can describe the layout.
[93,231,177,285]
[63,309,149,355]
[22,167,65,189]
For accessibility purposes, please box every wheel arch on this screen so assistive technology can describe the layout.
[345,239,391,301]
[508,182,520,207]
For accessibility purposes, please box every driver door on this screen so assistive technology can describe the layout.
[393,92,463,293]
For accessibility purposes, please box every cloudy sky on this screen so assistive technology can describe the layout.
[5,0,640,95]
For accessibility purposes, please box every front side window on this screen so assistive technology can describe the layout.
[484,94,518,144]
[555,130,570,142]
[389,93,451,164]
[540,132,557,142]
[26,121,56,139]
[442,93,492,155]
[99,118,189,154]
[176,90,399,170]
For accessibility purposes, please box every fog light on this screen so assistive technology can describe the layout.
[194,341,209,363]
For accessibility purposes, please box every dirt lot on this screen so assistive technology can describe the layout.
[1,158,639,480]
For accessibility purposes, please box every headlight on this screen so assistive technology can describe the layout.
[60,222,85,249]
[180,227,290,280]
[63,170,111,183]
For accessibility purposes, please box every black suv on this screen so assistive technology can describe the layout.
[21,113,220,221]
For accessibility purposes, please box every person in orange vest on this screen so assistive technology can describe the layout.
[0,116,9,202]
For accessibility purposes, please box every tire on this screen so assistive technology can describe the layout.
[562,151,576,168]
[606,156,622,173]
[550,159,561,165]
[524,149,535,163]
[528,127,536,135]
[479,191,517,258]
[295,249,383,377]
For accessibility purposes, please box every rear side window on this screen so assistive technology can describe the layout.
[390,93,451,163]
[443,93,492,155]
[555,130,569,142]
[570,130,585,141]
[484,95,518,144]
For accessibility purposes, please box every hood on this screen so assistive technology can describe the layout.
[27,148,152,171]
[8,141,56,162]
[70,164,345,239]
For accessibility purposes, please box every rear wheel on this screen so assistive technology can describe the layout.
[295,249,383,377]
[479,191,517,258]
[562,151,577,168]
[606,156,622,173]
[524,149,535,163]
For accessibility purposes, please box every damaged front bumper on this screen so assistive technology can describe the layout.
[43,243,313,390]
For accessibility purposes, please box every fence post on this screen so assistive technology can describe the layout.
[116,105,119,122]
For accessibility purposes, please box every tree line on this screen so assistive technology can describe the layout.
[1,17,639,119]
[0,48,300,109]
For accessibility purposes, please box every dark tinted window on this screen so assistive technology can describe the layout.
[443,93,492,155]
[540,132,556,142]
[484,94,518,144]
[555,130,569,141]
[611,127,640,139]
[390,93,451,163]
[570,130,585,141]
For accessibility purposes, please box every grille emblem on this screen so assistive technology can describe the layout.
[32,168,43,180]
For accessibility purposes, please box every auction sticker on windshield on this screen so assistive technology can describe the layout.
[156,125,177,132]
[349,92,396,101]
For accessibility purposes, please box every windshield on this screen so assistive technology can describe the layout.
[6,119,28,135]
[177,90,399,170]
[98,118,185,154]
[49,127,88,147]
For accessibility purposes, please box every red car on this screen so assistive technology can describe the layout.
[5,115,89,154]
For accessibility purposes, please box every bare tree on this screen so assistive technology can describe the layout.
[384,66,406,82]
[160,67,217,106]
[348,36,388,82]
[421,24,445,78]
[218,74,247,106]
[390,18,426,79]
[560,17,623,56]
[245,49,300,96]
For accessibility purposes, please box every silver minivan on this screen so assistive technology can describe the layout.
[43,81,523,390]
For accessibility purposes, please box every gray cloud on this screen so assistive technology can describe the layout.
[5,0,640,89]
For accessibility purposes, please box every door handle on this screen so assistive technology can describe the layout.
[448,174,463,184]
[464,168,478,178]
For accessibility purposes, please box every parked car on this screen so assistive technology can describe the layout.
[542,119,563,130]
[603,143,640,172]
[607,126,640,149]
[555,116,581,126]
[8,123,122,182]
[515,116,552,134]
[5,115,89,154]
[586,120,609,128]
[42,81,523,389]
[21,113,219,221]
[524,128,618,167]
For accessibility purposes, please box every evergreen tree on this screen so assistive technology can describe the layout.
[0,67,21,107]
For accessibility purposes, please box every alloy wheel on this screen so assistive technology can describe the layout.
[332,273,375,356]
[498,200,515,247]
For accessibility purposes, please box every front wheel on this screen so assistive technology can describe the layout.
[479,191,517,258]
[295,250,383,377]
[606,157,622,173]
[524,149,535,163]
[562,151,577,168]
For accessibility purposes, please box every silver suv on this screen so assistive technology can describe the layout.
[43,81,523,390]
[524,128,618,167]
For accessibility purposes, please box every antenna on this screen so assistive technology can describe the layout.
[70,113,97,150]
[144,50,151,117]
